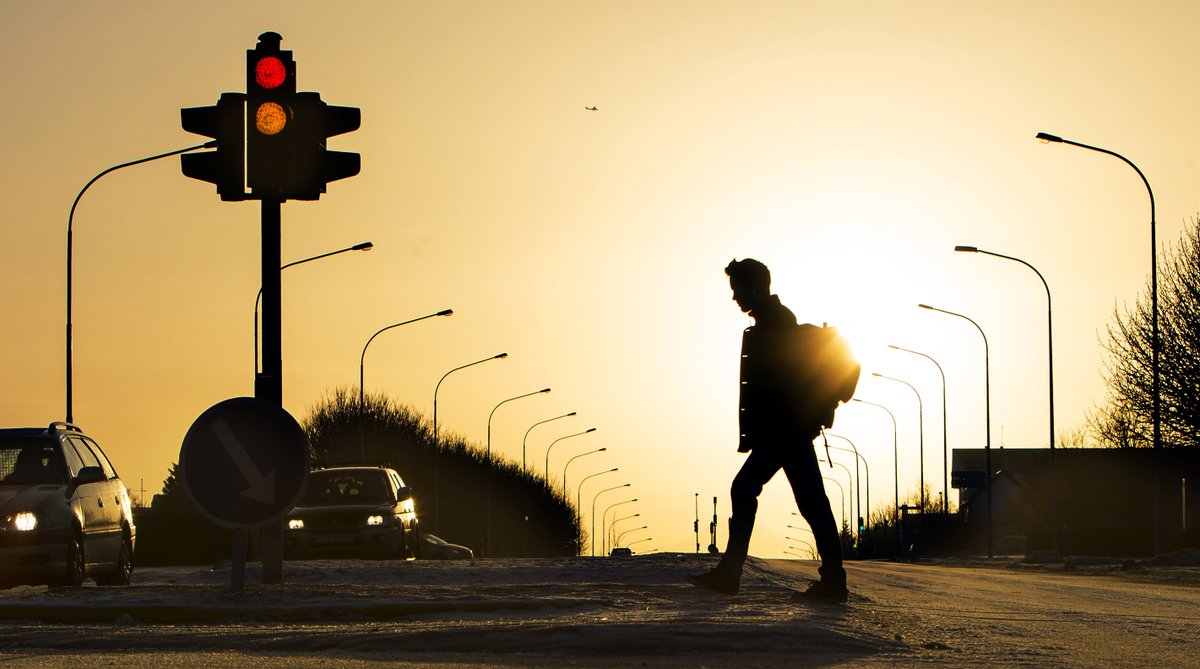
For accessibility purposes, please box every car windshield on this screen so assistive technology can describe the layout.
[0,439,68,485]
[301,470,391,504]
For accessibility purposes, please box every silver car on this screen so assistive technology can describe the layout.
[284,466,420,559]
[0,422,136,587]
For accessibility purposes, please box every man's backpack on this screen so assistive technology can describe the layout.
[794,323,861,430]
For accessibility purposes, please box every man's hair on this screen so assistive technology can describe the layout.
[725,258,771,292]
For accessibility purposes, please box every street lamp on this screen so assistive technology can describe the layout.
[431,352,507,533]
[522,411,577,473]
[1038,131,1161,553]
[920,303,993,558]
[826,434,869,534]
[359,309,454,407]
[821,472,848,528]
[888,345,949,515]
[486,387,552,554]
[563,447,607,496]
[608,513,640,553]
[873,373,925,512]
[626,537,652,552]
[615,525,648,547]
[590,481,629,557]
[854,398,899,527]
[580,467,619,521]
[955,245,1058,549]
[66,141,215,423]
[786,538,817,559]
[255,241,373,374]
[545,428,597,480]
[601,498,637,556]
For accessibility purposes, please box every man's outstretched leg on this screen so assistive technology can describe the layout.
[784,448,848,603]
[687,451,778,595]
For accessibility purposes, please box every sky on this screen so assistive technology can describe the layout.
[2,1,1199,558]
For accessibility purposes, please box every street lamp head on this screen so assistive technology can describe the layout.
[918,304,934,311]
[954,245,978,253]
[567,411,577,416]
[598,447,608,452]
[585,427,597,433]
[352,241,374,251]
[539,388,551,394]
[1035,132,1064,144]
[203,139,219,149]
[495,352,509,359]
[436,309,454,317]
[871,372,884,378]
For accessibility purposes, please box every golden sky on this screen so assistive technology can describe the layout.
[2,1,1199,557]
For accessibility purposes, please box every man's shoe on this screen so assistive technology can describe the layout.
[686,568,740,595]
[792,579,848,604]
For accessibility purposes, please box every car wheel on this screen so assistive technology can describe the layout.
[63,531,85,587]
[97,534,132,586]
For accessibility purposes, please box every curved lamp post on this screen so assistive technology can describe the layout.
[431,352,507,533]
[255,241,373,374]
[486,387,551,553]
[359,309,454,406]
[786,538,817,559]
[66,141,215,422]
[822,476,846,528]
[545,428,597,480]
[615,524,648,547]
[872,372,925,512]
[580,467,619,523]
[955,245,1058,550]
[563,447,607,496]
[1037,131,1160,553]
[601,498,637,555]
[626,537,652,552]
[854,398,899,527]
[522,411,577,473]
[608,512,640,554]
[826,434,869,534]
[888,345,948,515]
[590,481,629,556]
[920,303,992,557]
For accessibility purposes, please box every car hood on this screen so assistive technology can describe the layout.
[0,484,62,515]
[289,502,393,515]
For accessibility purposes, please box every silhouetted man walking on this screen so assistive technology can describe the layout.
[688,258,858,603]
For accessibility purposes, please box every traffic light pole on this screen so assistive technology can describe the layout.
[258,196,285,585]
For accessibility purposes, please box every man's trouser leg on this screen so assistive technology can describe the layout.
[718,449,782,575]
[783,445,845,583]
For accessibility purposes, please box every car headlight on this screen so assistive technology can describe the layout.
[366,515,384,526]
[287,518,304,530]
[13,512,37,531]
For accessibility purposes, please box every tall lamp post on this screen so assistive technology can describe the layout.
[66,141,215,423]
[826,434,869,534]
[359,309,454,406]
[522,411,577,473]
[615,525,648,547]
[601,498,637,556]
[589,480,628,556]
[486,388,551,554]
[255,241,373,374]
[889,345,949,515]
[563,447,607,496]
[854,398,899,527]
[955,245,1058,551]
[1038,131,1160,553]
[431,352,507,533]
[608,513,640,552]
[873,373,925,512]
[545,428,597,480]
[920,303,993,558]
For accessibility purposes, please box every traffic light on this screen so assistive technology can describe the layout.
[180,92,246,201]
[244,32,360,200]
[858,516,865,533]
[246,32,298,197]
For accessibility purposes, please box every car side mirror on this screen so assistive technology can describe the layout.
[74,466,105,485]
[396,486,412,502]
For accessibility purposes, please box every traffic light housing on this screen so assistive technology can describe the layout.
[858,516,865,532]
[246,33,298,197]
[180,92,246,201]
[245,32,360,200]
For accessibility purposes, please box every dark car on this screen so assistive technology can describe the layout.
[284,466,420,559]
[418,532,474,560]
[0,422,136,587]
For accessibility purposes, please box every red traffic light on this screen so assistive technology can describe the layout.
[254,56,287,89]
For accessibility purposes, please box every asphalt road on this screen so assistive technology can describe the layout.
[0,554,1195,667]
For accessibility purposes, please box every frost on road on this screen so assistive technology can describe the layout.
[0,552,1196,667]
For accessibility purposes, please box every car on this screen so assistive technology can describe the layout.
[609,547,633,557]
[284,466,420,560]
[0,422,135,587]
[418,532,474,560]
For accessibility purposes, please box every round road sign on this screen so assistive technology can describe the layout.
[179,397,310,529]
